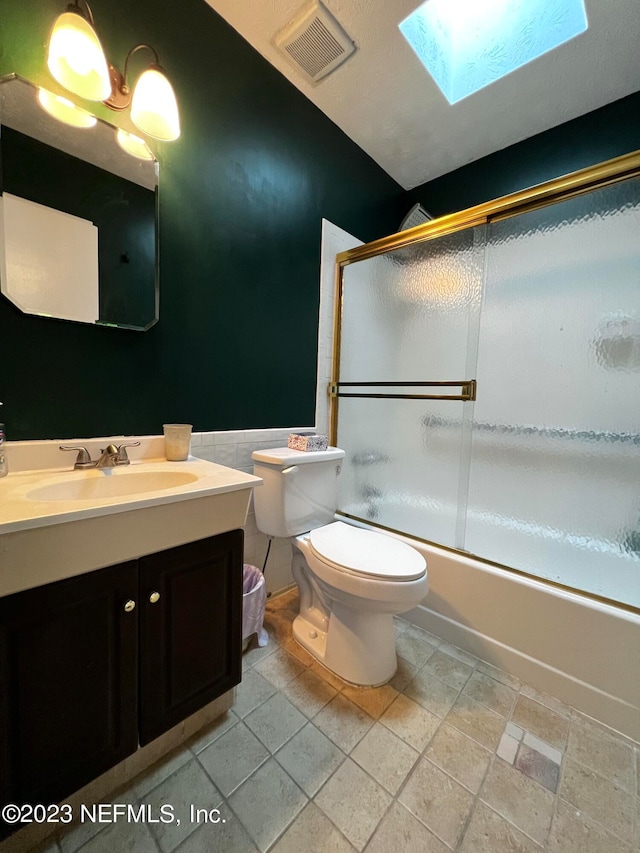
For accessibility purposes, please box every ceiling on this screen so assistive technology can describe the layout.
[205,0,640,190]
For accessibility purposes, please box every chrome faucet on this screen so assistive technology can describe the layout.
[60,442,141,470]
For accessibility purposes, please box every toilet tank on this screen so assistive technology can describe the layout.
[252,446,346,538]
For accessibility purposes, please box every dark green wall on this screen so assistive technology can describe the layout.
[405,91,640,216]
[0,0,403,439]
[3,0,639,441]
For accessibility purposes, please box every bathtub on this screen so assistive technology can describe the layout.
[346,514,640,742]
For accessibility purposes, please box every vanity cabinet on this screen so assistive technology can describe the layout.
[0,530,242,832]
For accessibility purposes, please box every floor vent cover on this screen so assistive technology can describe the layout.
[275,0,356,84]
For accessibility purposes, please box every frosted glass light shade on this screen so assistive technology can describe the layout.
[399,0,588,104]
[37,88,97,128]
[130,66,180,141]
[47,10,112,101]
[116,129,154,160]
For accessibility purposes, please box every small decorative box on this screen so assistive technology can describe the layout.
[288,432,329,452]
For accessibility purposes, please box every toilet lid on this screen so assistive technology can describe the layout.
[309,521,426,581]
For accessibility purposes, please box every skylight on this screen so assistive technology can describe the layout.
[399,0,588,104]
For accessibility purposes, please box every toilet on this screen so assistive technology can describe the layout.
[252,446,428,686]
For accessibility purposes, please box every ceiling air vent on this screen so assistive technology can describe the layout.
[274,0,356,85]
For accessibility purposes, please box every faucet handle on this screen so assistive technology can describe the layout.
[115,441,141,465]
[60,445,93,469]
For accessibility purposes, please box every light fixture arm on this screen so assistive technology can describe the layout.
[104,44,161,111]
[68,0,96,26]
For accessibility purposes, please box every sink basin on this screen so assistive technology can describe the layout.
[26,470,199,502]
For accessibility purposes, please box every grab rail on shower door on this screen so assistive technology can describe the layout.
[329,380,477,402]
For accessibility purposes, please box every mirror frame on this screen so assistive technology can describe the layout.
[0,73,159,331]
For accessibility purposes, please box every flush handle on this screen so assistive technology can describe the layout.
[282,465,299,478]
[124,599,136,613]
[149,591,160,604]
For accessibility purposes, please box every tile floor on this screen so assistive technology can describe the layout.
[20,590,640,853]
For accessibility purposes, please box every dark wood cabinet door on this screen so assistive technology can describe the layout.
[0,562,138,834]
[138,530,243,745]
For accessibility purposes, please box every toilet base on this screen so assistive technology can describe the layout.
[292,609,397,687]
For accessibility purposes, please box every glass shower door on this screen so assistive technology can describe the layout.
[335,226,485,549]
[466,178,640,607]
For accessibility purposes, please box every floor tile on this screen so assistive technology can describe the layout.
[175,811,259,853]
[242,637,277,667]
[228,758,307,853]
[515,743,560,792]
[399,756,474,848]
[463,670,516,717]
[253,648,306,689]
[314,758,392,851]
[393,616,410,634]
[350,722,419,794]
[446,693,505,750]
[309,660,349,692]
[341,683,398,718]
[460,801,543,852]
[131,746,192,800]
[403,667,459,718]
[566,714,635,792]
[144,759,222,852]
[244,692,307,752]
[380,694,440,750]
[425,722,492,794]
[281,668,338,717]
[558,757,635,843]
[313,693,375,753]
[522,731,562,764]
[58,789,137,853]
[280,635,316,667]
[497,732,520,764]
[402,622,442,647]
[198,722,269,796]
[481,757,555,846]
[233,669,277,719]
[511,694,569,751]
[422,649,474,691]
[476,660,522,691]
[32,841,61,853]
[187,710,238,754]
[520,684,571,718]
[438,642,478,667]
[395,630,436,669]
[275,723,344,796]
[270,802,355,853]
[387,657,417,691]
[547,797,633,853]
[365,801,449,853]
[69,819,157,853]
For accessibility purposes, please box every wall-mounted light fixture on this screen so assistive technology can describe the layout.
[45,0,180,142]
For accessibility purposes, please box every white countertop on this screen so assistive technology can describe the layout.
[0,456,262,535]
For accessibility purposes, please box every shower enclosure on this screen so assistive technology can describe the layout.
[331,152,640,611]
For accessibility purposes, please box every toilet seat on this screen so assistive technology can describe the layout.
[309,521,426,581]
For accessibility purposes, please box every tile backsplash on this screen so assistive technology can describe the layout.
[190,427,312,595]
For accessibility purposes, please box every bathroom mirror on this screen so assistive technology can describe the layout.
[0,74,158,330]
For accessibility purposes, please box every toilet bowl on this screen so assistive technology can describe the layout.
[292,521,428,685]
[251,447,428,686]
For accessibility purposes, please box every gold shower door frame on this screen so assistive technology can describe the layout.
[329,149,640,615]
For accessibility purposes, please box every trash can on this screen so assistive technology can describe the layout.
[242,564,268,651]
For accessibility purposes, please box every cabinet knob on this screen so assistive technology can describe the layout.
[124,600,136,613]
[149,591,160,604]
